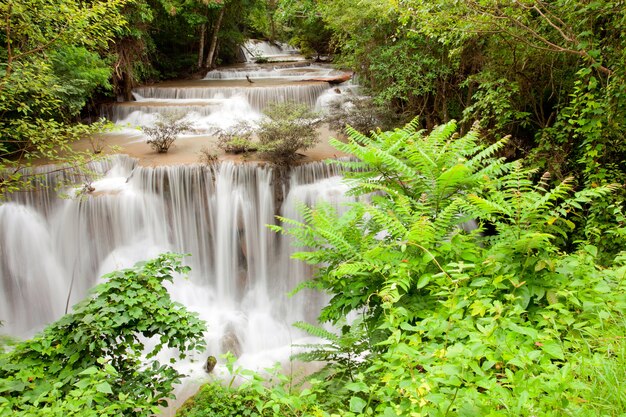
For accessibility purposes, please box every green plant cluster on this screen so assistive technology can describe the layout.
[142,113,194,153]
[188,120,626,416]
[216,122,258,154]
[279,1,626,204]
[214,102,321,163]
[177,382,267,417]
[0,0,129,198]
[326,96,398,136]
[0,254,206,416]
[257,102,321,164]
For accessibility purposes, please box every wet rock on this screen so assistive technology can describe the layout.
[204,355,217,373]
[221,325,242,357]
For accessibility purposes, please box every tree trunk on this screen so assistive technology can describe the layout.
[123,72,133,101]
[197,22,206,69]
[204,7,225,70]
[268,0,277,41]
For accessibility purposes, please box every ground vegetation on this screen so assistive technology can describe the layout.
[0,254,206,416]
[181,120,626,416]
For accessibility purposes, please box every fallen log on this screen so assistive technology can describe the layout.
[303,72,352,85]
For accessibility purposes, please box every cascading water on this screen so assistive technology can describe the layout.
[0,156,356,367]
[1,40,366,412]
[241,39,303,63]
[103,45,355,135]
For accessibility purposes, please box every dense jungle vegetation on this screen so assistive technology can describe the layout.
[1,0,626,415]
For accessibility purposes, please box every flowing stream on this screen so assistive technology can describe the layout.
[0,41,359,407]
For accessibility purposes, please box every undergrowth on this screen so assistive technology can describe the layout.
[181,119,626,416]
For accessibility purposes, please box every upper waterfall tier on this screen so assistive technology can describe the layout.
[241,39,304,63]
[132,82,330,111]
[108,82,329,131]
[103,55,355,136]
[203,64,343,80]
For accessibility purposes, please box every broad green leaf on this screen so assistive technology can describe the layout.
[350,396,367,413]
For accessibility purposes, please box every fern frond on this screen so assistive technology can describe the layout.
[370,146,417,179]
[365,205,408,239]
[407,216,436,246]
[435,164,473,196]
[345,125,372,145]
[432,199,469,240]
[293,321,341,343]
[530,177,575,212]
[428,120,458,145]
[400,116,422,135]
[467,194,514,217]
[466,136,509,170]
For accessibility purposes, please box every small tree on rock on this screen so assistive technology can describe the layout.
[216,121,258,154]
[257,101,321,164]
[142,113,194,153]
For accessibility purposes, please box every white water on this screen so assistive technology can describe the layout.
[204,64,342,80]
[0,157,355,374]
[104,40,354,134]
[132,83,329,110]
[108,82,332,133]
[242,39,304,63]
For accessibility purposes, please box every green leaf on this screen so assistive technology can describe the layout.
[345,382,369,393]
[349,396,367,413]
[416,274,431,289]
[79,366,99,376]
[541,341,564,360]
[95,381,113,394]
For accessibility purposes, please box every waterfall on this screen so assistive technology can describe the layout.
[0,156,356,369]
[132,84,329,111]
[203,64,341,80]
[241,39,303,63]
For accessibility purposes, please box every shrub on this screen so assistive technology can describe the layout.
[325,96,397,134]
[176,383,266,417]
[0,254,206,416]
[216,122,257,154]
[142,113,194,153]
[257,101,320,164]
[198,146,219,165]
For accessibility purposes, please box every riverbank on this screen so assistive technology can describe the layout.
[73,124,349,167]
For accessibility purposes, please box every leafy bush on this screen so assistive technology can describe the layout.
[325,96,398,134]
[216,122,258,154]
[176,382,266,417]
[177,353,318,417]
[257,102,320,164]
[50,45,112,116]
[261,120,626,416]
[0,254,206,416]
[142,113,194,153]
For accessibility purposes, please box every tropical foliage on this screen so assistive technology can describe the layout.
[0,0,130,197]
[0,254,206,416]
[216,121,258,154]
[3,0,626,414]
[183,120,626,416]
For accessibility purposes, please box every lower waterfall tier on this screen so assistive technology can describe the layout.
[0,156,353,373]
